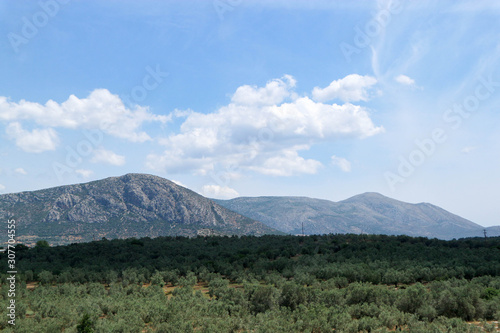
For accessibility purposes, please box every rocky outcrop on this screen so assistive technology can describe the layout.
[0,174,281,245]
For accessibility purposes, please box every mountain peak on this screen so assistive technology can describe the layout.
[216,193,487,239]
[340,192,392,203]
[107,173,175,184]
[0,174,281,246]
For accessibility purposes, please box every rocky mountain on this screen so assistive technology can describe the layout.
[214,192,497,239]
[0,174,281,246]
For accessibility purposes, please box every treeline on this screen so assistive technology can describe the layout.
[0,234,499,332]
[7,234,500,284]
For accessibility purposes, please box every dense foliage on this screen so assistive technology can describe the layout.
[1,234,499,332]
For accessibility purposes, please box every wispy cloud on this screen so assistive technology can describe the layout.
[75,169,94,178]
[91,148,125,166]
[14,168,27,175]
[461,146,477,154]
[331,155,352,172]
[394,74,415,86]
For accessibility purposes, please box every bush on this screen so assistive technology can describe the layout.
[77,313,94,333]
[38,270,54,285]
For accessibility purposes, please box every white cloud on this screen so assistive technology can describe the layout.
[231,75,296,106]
[312,74,377,102]
[91,148,125,166]
[14,168,27,175]
[171,179,186,187]
[248,148,323,176]
[394,74,416,86]
[6,122,59,153]
[461,146,476,154]
[75,169,94,178]
[0,184,5,191]
[331,155,352,172]
[147,75,383,177]
[201,185,239,199]
[0,89,169,143]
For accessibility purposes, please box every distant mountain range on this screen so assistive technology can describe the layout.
[0,174,281,246]
[215,192,499,240]
[0,174,497,245]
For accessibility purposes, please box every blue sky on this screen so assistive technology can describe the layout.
[1,0,499,227]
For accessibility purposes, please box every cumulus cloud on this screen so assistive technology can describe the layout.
[331,155,352,172]
[201,184,239,199]
[14,168,27,175]
[248,148,322,176]
[75,169,94,178]
[6,122,59,153]
[147,75,383,177]
[231,75,296,106]
[91,148,125,166]
[0,89,169,143]
[312,74,377,102]
[394,74,416,86]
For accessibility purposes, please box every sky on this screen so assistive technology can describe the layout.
[0,0,499,227]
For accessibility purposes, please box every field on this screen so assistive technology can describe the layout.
[1,234,500,332]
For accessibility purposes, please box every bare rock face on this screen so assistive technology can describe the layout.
[0,173,281,245]
[45,209,61,222]
[54,193,81,210]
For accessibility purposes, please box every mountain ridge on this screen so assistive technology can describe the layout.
[1,174,497,244]
[0,173,281,246]
[214,192,496,239]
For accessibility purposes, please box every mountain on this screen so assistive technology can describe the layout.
[214,192,496,239]
[0,174,281,246]
[485,226,500,237]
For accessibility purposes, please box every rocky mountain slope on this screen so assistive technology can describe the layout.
[0,174,281,246]
[214,192,496,239]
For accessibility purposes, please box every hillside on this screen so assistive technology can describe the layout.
[214,192,495,239]
[0,174,281,245]
[486,226,500,237]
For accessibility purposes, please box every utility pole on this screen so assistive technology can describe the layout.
[302,222,304,236]
[484,229,487,239]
